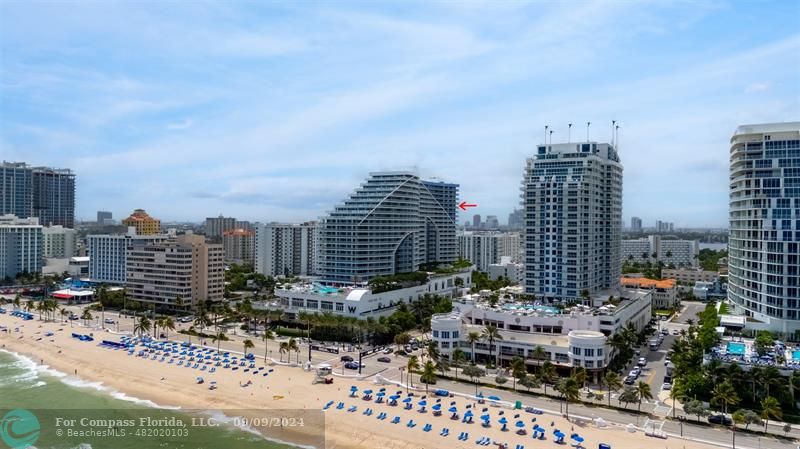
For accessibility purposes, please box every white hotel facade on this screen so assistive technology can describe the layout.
[87,227,169,284]
[266,270,472,320]
[431,290,652,380]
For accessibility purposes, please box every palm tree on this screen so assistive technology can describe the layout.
[420,360,437,394]
[603,372,623,407]
[539,361,557,396]
[59,308,70,323]
[451,348,467,380]
[635,381,653,414]
[133,316,151,337]
[193,312,211,338]
[425,341,440,365]
[161,317,176,339]
[466,331,481,363]
[243,339,255,357]
[510,357,527,391]
[669,379,687,419]
[760,396,782,433]
[481,325,503,369]
[279,341,289,362]
[287,338,300,364]
[556,376,581,418]
[80,309,93,327]
[711,381,739,415]
[531,345,547,374]
[262,329,275,363]
[406,356,420,392]
[212,331,228,353]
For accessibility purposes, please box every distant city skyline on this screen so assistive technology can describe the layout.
[2,2,798,227]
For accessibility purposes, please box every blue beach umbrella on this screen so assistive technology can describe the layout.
[448,406,458,413]
[403,397,413,403]
[432,404,441,411]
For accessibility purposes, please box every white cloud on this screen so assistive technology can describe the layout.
[166,119,194,130]
[745,82,770,93]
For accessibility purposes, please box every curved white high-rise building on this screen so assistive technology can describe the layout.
[317,172,458,284]
[728,122,800,334]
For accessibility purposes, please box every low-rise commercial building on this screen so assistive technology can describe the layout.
[620,276,678,308]
[431,289,652,381]
[662,268,719,284]
[267,270,472,319]
[487,256,523,284]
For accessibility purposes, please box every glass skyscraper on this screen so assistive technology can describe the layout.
[728,122,800,334]
[0,162,75,228]
[521,142,623,302]
[317,172,458,284]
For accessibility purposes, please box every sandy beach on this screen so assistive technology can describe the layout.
[0,312,719,449]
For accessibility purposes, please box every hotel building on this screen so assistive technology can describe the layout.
[431,289,652,380]
[126,234,224,310]
[521,141,623,302]
[316,172,458,284]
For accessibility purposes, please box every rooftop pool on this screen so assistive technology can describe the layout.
[727,342,746,356]
[502,304,561,314]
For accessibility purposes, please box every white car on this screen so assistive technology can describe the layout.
[662,383,672,390]
[637,357,647,366]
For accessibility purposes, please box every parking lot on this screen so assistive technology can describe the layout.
[674,301,706,324]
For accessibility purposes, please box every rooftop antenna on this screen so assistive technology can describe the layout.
[611,120,616,145]
[568,123,572,143]
[615,125,621,151]
[586,122,591,142]
[549,130,554,144]
[544,125,549,145]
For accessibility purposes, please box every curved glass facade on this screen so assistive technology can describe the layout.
[728,122,800,334]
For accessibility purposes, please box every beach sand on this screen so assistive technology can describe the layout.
[0,313,718,449]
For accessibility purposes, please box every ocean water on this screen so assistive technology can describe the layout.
[0,351,306,449]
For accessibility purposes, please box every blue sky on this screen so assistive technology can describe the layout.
[1,1,798,227]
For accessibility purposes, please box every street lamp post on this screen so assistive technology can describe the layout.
[678,415,686,437]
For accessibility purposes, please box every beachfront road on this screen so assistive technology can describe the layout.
[58,306,795,449]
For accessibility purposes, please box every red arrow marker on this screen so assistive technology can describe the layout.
[458,201,477,211]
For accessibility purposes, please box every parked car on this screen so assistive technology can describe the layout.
[637,357,647,366]
[179,316,193,323]
[672,329,680,335]
[383,348,393,354]
[708,415,732,426]
[661,328,669,335]
[377,356,391,363]
[624,377,636,385]
[104,318,115,324]
[344,361,365,370]
[661,383,672,390]
[340,355,354,362]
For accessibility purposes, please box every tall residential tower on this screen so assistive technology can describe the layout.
[728,122,800,333]
[1,162,75,228]
[521,142,623,302]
